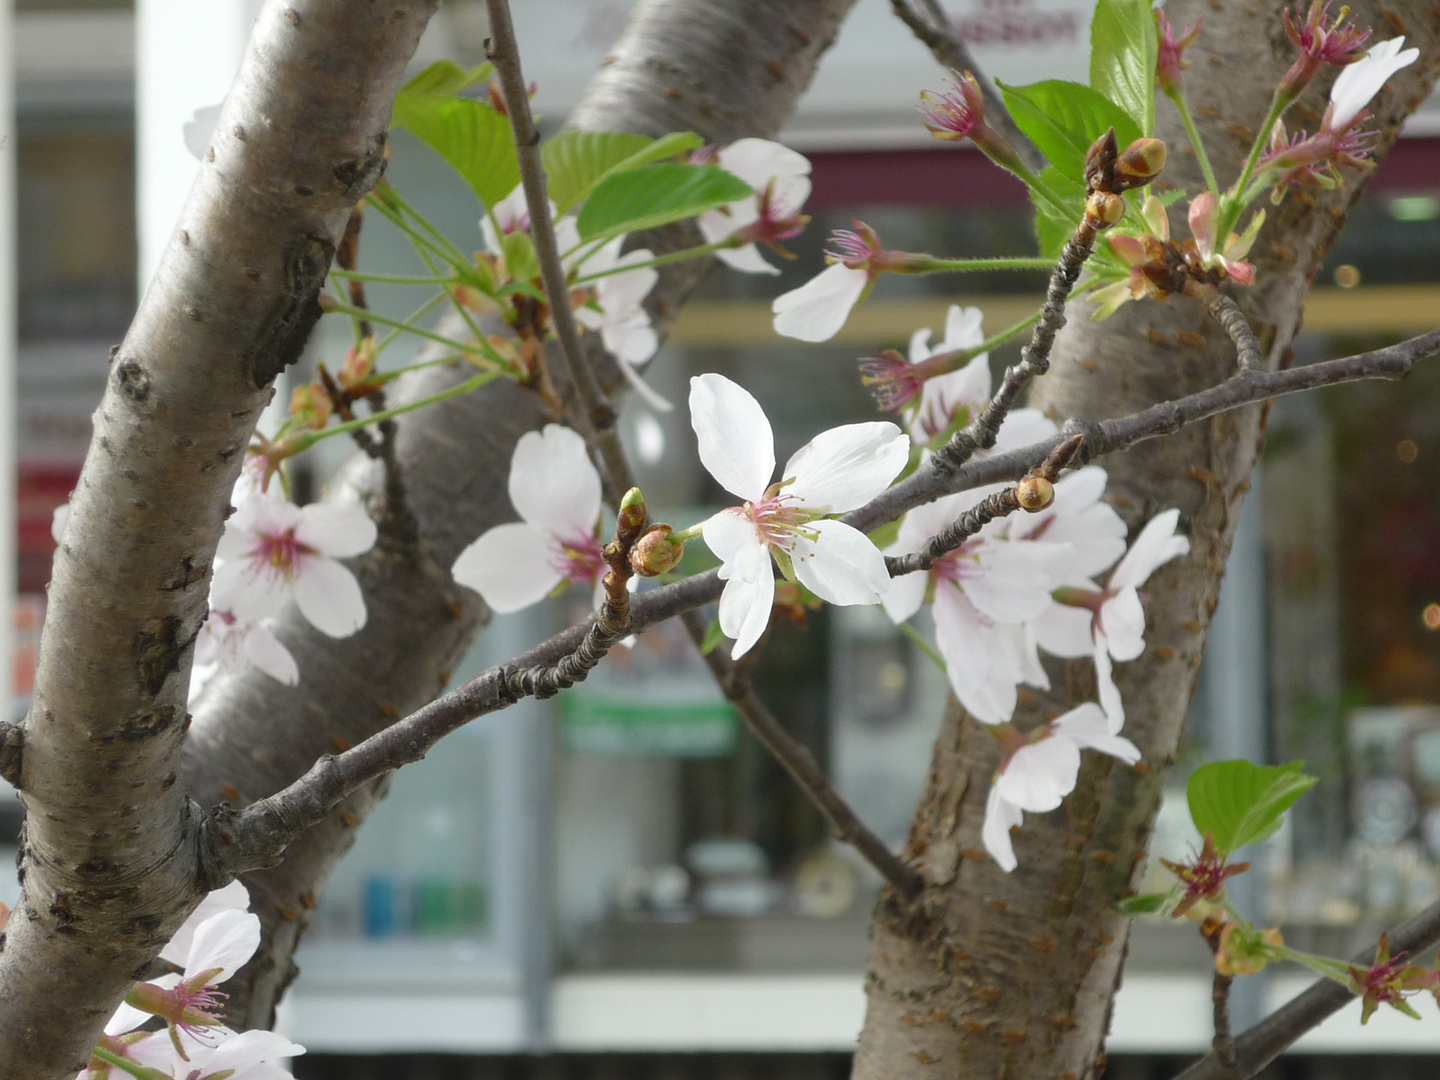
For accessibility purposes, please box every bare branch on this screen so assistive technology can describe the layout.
[485,0,635,501]
[1175,897,1440,1080]
[1187,280,1263,372]
[212,328,1437,883]
[680,611,925,898]
[887,0,1044,172]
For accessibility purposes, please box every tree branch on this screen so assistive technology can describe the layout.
[887,0,1044,172]
[485,0,635,501]
[211,327,1436,882]
[1187,280,1262,372]
[1175,897,1440,1080]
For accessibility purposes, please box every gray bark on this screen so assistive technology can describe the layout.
[853,3,1440,1078]
[182,0,861,1030]
[0,3,437,1075]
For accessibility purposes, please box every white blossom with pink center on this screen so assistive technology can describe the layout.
[211,491,376,639]
[884,489,1071,725]
[691,373,909,659]
[481,183,582,266]
[983,703,1141,872]
[572,237,669,411]
[452,425,608,614]
[1326,36,1418,130]
[127,1027,305,1080]
[106,907,261,1052]
[697,138,812,276]
[194,610,298,687]
[906,305,1058,451]
[1031,508,1190,731]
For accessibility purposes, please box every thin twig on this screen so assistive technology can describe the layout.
[484,0,634,502]
[1186,280,1263,372]
[888,0,1044,172]
[1174,896,1440,1080]
[1212,971,1237,1067]
[885,435,1083,576]
[679,611,925,899]
[934,136,1118,472]
[208,328,1438,881]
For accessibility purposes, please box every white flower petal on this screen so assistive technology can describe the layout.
[982,783,1022,872]
[699,200,760,246]
[1110,508,1188,590]
[185,909,261,983]
[241,622,299,686]
[715,243,780,275]
[716,137,812,190]
[1052,702,1141,764]
[913,353,990,439]
[689,374,776,502]
[1095,633,1125,732]
[105,998,158,1037]
[963,540,1069,624]
[991,408,1060,455]
[161,882,250,966]
[997,734,1081,813]
[1030,601,1096,658]
[883,569,928,625]
[720,571,775,660]
[783,422,909,514]
[291,555,367,637]
[451,522,564,614]
[508,425,603,541]
[771,263,867,342]
[294,502,377,559]
[704,509,763,576]
[210,560,290,623]
[203,1029,306,1075]
[790,519,891,606]
[933,586,1022,724]
[615,358,674,412]
[1329,37,1419,128]
[1100,587,1147,661]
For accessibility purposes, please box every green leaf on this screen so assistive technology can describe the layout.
[576,162,752,243]
[1116,892,1173,915]
[1089,0,1158,136]
[501,230,538,283]
[998,79,1142,185]
[1030,166,1085,258]
[542,130,704,214]
[392,94,520,210]
[1187,760,1319,855]
[700,618,727,656]
[399,59,493,100]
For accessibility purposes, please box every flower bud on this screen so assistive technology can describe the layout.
[1084,128,1119,191]
[617,487,648,540]
[1016,475,1055,512]
[1114,138,1168,189]
[630,524,684,576]
[1085,191,1126,228]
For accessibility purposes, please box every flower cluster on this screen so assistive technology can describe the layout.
[87,881,304,1079]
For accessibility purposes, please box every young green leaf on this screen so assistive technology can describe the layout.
[998,79,1142,185]
[1030,166,1085,258]
[392,95,520,210]
[1187,760,1319,856]
[399,59,494,99]
[1089,0,1158,136]
[1116,892,1174,915]
[501,230,538,284]
[576,162,752,243]
[700,617,727,656]
[542,130,704,214]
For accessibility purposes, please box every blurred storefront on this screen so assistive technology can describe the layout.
[4,0,1440,1072]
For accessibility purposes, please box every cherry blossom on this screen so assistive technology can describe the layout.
[884,305,1058,450]
[128,1027,305,1080]
[1188,194,1263,286]
[983,703,1141,871]
[1155,8,1203,95]
[572,238,669,410]
[1007,466,1127,584]
[1031,508,1190,730]
[772,223,894,342]
[884,488,1071,724]
[691,373,909,659]
[79,1031,170,1080]
[1324,36,1418,130]
[481,184,582,268]
[107,908,261,1053]
[1279,0,1370,100]
[160,881,251,968]
[211,490,376,639]
[451,425,607,613]
[194,610,298,687]
[697,138,812,275]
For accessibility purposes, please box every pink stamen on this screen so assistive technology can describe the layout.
[553,534,607,585]
[743,492,810,551]
[247,528,313,585]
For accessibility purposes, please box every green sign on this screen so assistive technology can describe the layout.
[560,693,737,757]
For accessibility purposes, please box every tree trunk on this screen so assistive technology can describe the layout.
[854,3,1440,1077]
[185,0,862,1031]
[0,3,437,1076]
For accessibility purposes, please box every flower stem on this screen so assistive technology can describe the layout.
[917,256,1055,274]
[898,621,947,674]
[330,268,458,286]
[287,369,506,452]
[1221,90,1289,236]
[667,521,706,545]
[1272,944,1354,985]
[89,1048,163,1080]
[374,183,474,270]
[375,290,449,354]
[1168,87,1221,195]
[327,300,504,367]
[570,239,740,285]
[365,192,471,275]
